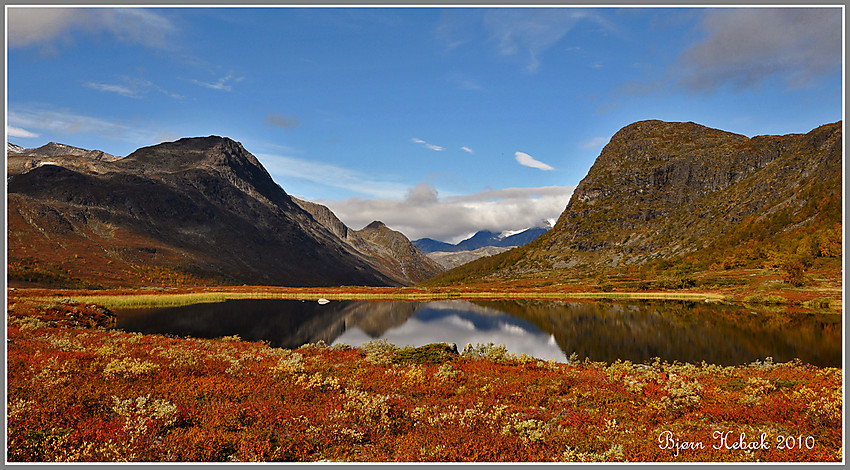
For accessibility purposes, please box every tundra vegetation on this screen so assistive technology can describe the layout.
[5,293,842,462]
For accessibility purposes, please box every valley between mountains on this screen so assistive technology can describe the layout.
[6,119,842,463]
[7,120,842,307]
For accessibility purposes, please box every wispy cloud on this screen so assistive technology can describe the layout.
[85,81,138,98]
[411,138,445,151]
[266,114,300,129]
[461,146,474,154]
[448,72,485,91]
[84,76,183,100]
[8,105,173,149]
[7,7,178,52]
[677,8,841,91]
[317,183,574,243]
[483,9,616,73]
[515,151,554,171]
[191,74,242,91]
[620,7,842,98]
[7,126,39,138]
[256,153,409,199]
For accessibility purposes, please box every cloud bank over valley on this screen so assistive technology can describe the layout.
[312,183,574,243]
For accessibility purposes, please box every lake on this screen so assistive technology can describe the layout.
[115,299,842,367]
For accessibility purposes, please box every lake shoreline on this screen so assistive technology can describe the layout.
[7,279,843,312]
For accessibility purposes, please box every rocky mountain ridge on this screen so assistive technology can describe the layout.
[7,142,121,176]
[8,141,120,161]
[7,136,434,287]
[292,200,443,284]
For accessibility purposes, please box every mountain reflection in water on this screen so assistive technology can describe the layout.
[115,299,841,366]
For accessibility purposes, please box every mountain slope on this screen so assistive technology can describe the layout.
[8,141,120,161]
[355,221,444,284]
[7,136,400,287]
[293,199,443,284]
[427,120,842,284]
[7,142,121,176]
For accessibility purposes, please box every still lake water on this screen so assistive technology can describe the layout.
[116,299,842,367]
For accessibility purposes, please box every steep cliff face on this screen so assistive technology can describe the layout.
[7,137,400,287]
[528,120,842,270]
[429,120,841,282]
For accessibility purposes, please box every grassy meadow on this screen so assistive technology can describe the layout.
[5,286,844,463]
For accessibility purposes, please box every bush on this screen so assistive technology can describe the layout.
[780,257,806,286]
[392,343,458,365]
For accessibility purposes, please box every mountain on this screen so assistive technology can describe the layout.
[428,120,842,284]
[7,142,121,177]
[292,199,443,284]
[413,224,551,269]
[414,224,551,254]
[411,237,456,254]
[7,136,408,287]
[8,141,120,161]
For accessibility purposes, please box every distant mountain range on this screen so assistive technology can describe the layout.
[414,225,550,253]
[7,137,440,287]
[413,225,551,269]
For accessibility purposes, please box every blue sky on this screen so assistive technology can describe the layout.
[6,6,843,243]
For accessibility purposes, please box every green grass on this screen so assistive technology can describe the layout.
[56,290,728,310]
[742,294,789,305]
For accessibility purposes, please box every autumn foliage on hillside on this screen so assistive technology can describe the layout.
[7,304,842,462]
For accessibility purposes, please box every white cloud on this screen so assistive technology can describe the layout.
[84,81,139,98]
[84,77,183,100]
[7,7,177,51]
[579,136,607,150]
[316,183,574,243]
[7,126,39,138]
[191,74,242,92]
[256,153,409,199]
[411,137,445,151]
[514,151,554,171]
[461,146,474,154]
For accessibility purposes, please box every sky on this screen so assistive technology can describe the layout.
[6,6,844,243]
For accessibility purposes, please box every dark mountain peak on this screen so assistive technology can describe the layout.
[121,136,259,171]
[364,221,387,230]
[116,135,289,207]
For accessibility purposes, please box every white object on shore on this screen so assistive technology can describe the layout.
[317,298,330,305]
